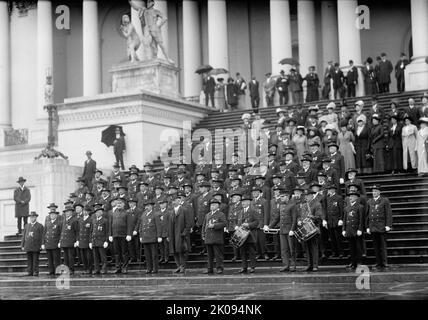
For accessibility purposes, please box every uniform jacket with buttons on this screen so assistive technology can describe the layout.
[343,201,364,237]
[91,216,109,247]
[227,202,243,232]
[196,192,212,226]
[136,210,161,244]
[21,222,43,252]
[297,200,322,228]
[77,215,93,248]
[155,208,170,238]
[43,217,63,249]
[269,202,297,234]
[329,152,345,179]
[366,196,392,233]
[269,198,281,228]
[202,209,226,245]
[109,208,132,237]
[237,207,258,243]
[60,217,78,248]
[251,196,270,228]
[126,206,143,235]
[324,193,344,228]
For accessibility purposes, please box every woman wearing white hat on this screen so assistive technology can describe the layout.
[325,102,339,132]
[416,117,428,176]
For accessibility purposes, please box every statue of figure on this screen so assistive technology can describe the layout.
[120,14,141,63]
[129,0,174,64]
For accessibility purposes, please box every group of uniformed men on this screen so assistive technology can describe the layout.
[20,145,393,276]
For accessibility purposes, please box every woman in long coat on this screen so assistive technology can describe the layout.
[337,121,356,171]
[368,115,385,173]
[386,115,403,173]
[416,118,428,176]
[226,77,239,111]
[303,66,320,102]
[401,115,418,171]
[354,116,371,173]
[292,126,308,163]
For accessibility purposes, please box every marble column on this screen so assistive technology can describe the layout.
[270,0,292,75]
[337,0,364,97]
[37,0,53,119]
[207,0,229,69]
[405,0,428,91]
[298,0,317,102]
[154,0,168,60]
[83,0,101,96]
[0,1,11,128]
[182,0,202,97]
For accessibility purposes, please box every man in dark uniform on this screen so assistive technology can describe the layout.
[14,176,31,235]
[323,184,344,258]
[21,211,43,276]
[127,197,142,263]
[253,175,271,201]
[42,209,62,275]
[309,142,326,171]
[77,205,93,274]
[98,188,112,214]
[60,205,79,275]
[299,157,318,184]
[227,192,243,262]
[395,53,409,93]
[136,182,152,210]
[266,190,297,272]
[203,73,216,108]
[195,182,212,254]
[90,204,109,274]
[366,185,392,271]
[127,170,140,198]
[328,143,345,182]
[155,197,170,264]
[75,177,89,202]
[278,161,297,191]
[135,200,161,274]
[249,76,260,111]
[343,191,365,270]
[298,189,322,272]
[378,52,393,93]
[321,158,340,192]
[202,198,227,274]
[251,186,270,260]
[109,163,126,189]
[236,194,258,273]
[109,197,132,274]
[344,168,366,196]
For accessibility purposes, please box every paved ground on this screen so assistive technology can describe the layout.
[0,265,427,300]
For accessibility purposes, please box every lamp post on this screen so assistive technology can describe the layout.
[35,71,68,160]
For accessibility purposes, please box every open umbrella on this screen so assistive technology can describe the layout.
[210,68,229,75]
[279,58,300,66]
[195,64,213,74]
[101,125,125,147]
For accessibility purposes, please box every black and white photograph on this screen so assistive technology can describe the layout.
[0,0,427,309]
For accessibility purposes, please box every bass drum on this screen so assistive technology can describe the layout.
[294,218,319,242]
[230,226,250,249]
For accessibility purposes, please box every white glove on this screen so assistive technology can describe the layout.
[103,242,108,249]
[322,220,328,228]
[89,243,93,249]
[126,235,132,242]
[366,228,371,234]
[166,238,170,242]
[263,225,269,232]
[339,178,344,184]
[41,245,45,250]
[357,230,362,236]
[133,231,137,236]
[157,237,162,243]
[385,226,391,232]
[338,220,343,226]
[234,226,239,231]
[57,243,61,248]
[224,227,228,233]
[140,238,143,243]
[109,236,113,242]
[297,221,302,226]
[288,230,294,236]
[342,231,346,237]
[74,241,79,248]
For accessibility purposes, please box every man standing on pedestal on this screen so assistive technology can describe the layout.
[113,127,126,170]
[82,151,97,191]
[14,177,31,236]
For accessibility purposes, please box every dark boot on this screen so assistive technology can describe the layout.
[114,255,122,274]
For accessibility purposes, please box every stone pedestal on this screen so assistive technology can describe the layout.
[109,59,180,98]
[0,155,81,240]
[405,60,428,91]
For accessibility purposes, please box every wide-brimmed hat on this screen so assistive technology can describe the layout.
[17,177,27,183]
[418,117,428,125]
[29,211,38,217]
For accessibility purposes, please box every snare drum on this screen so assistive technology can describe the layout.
[294,218,319,242]
[230,226,250,249]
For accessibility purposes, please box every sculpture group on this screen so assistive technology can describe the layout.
[121,0,173,64]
